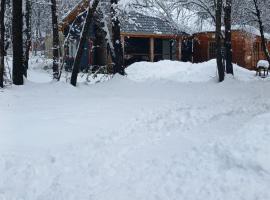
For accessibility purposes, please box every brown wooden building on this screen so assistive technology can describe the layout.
[193,27,270,70]
[120,12,190,65]
[59,0,190,69]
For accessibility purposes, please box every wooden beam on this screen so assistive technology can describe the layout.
[121,36,125,65]
[59,0,89,31]
[150,37,154,62]
[176,38,182,61]
[121,32,183,40]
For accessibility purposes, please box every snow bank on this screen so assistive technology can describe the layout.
[126,60,256,82]
[2,58,270,200]
[5,55,53,83]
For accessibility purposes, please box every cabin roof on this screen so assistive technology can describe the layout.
[121,12,185,36]
[60,0,89,31]
[60,0,185,36]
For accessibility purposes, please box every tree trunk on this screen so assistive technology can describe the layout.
[24,0,32,78]
[253,0,270,65]
[70,0,100,86]
[51,0,60,79]
[34,11,41,56]
[216,0,224,82]
[110,0,125,75]
[224,0,233,75]
[0,0,6,88]
[12,0,24,85]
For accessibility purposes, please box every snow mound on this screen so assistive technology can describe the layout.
[257,60,269,69]
[126,60,256,82]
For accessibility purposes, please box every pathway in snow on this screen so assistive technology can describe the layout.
[1,61,270,200]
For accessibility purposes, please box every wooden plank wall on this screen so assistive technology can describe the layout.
[193,31,270,70]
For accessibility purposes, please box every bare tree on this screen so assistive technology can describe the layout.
[110,0,125,75]
[224,0,233,75]
[0,0,6,88]
[216,0,224,81]
[252,0,270,65]
[70,0,100,86]
[12,0,24,85]
[24,0,32,77]
[51,0,60,79]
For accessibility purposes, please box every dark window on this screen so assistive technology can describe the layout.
[124,38,150,66]
[125,38,150,55]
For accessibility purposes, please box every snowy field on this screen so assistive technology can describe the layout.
[1,59,270,200]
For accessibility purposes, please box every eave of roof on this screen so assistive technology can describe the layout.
[193,25,270,40]
[59,0,89,31]
[121,32,185,38]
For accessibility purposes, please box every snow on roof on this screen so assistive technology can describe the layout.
[231,25,270,40]
[121,12,185,35]
[196,24,270,39]
[61,0,185,36]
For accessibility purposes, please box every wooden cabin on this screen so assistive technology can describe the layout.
[193,27,270,70]
[120,12,189,66]
[59,0,189,70]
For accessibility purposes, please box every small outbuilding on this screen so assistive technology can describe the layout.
[193,26,270,70]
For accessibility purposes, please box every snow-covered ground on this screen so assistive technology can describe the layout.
[1,59,270,200]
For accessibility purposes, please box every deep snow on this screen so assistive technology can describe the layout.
[1,60,270,200]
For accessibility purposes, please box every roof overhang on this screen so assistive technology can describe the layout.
[121,32,187,39]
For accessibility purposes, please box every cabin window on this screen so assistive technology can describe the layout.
[124,38,150,65]
[209,41,216,59]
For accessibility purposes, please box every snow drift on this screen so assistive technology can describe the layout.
[1,59,270,200]
[126,60,256,82]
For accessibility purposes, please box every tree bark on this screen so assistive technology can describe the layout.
[0,0,6,88]
[51,0,60,79]
[12,0,24,85]
[216,0,224,82]
[24,0,32,78]
[70,0,100,86]
[110,0,125,75]
[224,0,233,75]
[253,0,270,65]
[34,10,41,56]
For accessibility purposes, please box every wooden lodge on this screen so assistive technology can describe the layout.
[59,0,191,70]
[193,27,270,70]
[59,1,270,71]
[120,12,191,66]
